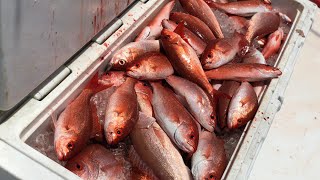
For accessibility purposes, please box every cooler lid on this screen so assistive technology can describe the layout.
[0,0,135,110]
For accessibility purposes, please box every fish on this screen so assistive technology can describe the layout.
[262,28,284,60]
[201,32,244,69]
[104,77,138,145]
[98,71,127,87]
[205,0,272,17]
[205,63,282,82]
[130,112,193,179]
[160,29,216,96]
[243,48,267,96]
[128,146,159,180]
[65,144,128,180]
[135,1,175,41]
[191,131,227,180]
[162,20,207,56]
[150,82,199,154]
[218,81,241,129]
[126,52,174,80]
[174,23,207,56]
[170,12,216,43]
[166,75,217,132]
[246,12,280,44]
[179,0,224,38]
[110,40,160,70]
[54,74,109,161]
[228,82,259,129]
[134,81,153,117]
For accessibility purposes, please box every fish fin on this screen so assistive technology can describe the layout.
[85,72,112,94]
[174,23,191,44]
[90,101,104,142]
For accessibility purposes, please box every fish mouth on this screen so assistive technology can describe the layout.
[56,149,69,161]
[174,129,195,153]
[106,132,117,145]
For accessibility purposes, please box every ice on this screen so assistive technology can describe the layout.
[90,86,116,125]
[30,130,65,166]
[221,128,244,161]
[213,10,236,38]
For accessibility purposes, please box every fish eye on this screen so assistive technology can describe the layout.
[210,114,215,120]
[67,142,74,150]
[76,163,82,170]
[164,34,171,39]
[208,53,213,58]
[116,130,122,135]
[118,59,127,66]
[189,135,194,139]
[209,174,215,179]
[135,64,140,68]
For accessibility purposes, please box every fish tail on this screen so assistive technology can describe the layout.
[85,72,112,94]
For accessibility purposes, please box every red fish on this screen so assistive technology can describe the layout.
[54,74,109,161]
[218,81,241,129]
[166,75,217,132]
[201,32,244,69]
[191,131,227,180]
[98,71,127,87]
[205,63,282,82]
[65,144,128,180]
[126,52,174,80]
[174,23,207,56]
[104,77,138,145]
[246,12,280,44]
[134,81,153,117]
[150,82,199,154]
[179,0,224,38]
[160,29,216,96]
[135,1,175,41]
[110,40,160,70]
[228,82,258,129]
[131,113,193,179]
[262,28,284,60]
[170,12,216,43]
[205,0,272,17]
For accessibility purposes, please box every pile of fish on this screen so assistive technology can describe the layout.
[52,0,289,179]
